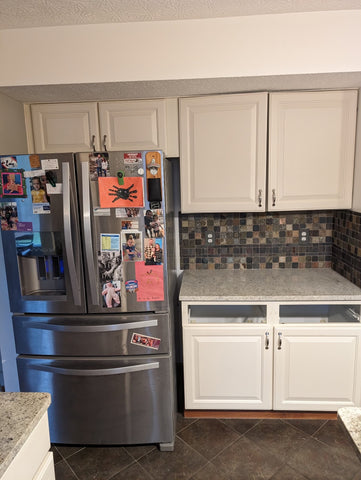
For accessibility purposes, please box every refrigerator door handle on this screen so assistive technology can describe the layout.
[23,319,158,332]
[32,362,160,376]
[63,162,82,306]
[81,161,99,306]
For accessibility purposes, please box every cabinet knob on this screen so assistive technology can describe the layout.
[258,189,263,208]
[272,189,276,207]
[91,135,96,152]
[277,332,282,350]
[103,134,108,152]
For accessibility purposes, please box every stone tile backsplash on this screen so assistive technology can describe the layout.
[180,211,334,270]
[333,210,361,289]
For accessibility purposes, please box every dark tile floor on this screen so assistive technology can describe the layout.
[52,414,361,480]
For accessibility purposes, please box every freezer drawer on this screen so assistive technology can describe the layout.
[17,355,175,446]
[13,313,171,356]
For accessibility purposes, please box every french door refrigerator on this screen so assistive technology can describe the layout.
[0,150,176,450]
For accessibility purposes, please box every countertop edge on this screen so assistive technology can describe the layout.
[179,295,361,302]
[338,407,361,460]
[0,392,51,478]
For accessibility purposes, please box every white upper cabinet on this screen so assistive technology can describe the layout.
[268,90,358,211]
[98,98,178,156]
[179,93,268,213]
[30,102,100,153]
[28,99,179,156]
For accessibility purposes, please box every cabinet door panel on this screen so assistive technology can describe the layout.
[183,326,272,409]
[179,93,267,213]
[268,90,357,211]
[31,103,100,153]
[274,326,361,411]
[99,99,166,152]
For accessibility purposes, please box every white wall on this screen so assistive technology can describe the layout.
[0,92,27,153]
[0,92,27,391]
[0,10,360,87]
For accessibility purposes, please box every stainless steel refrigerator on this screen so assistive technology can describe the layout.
[0,151,176,450]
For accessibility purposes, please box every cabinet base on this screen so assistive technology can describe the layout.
[183,410,337,420]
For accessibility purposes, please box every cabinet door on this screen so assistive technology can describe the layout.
[179,93,268,213]
[31,103,100,153]
[274,325,361,411]
[183,325,273,410]
[268,90,357,211]
[98,99,178,155]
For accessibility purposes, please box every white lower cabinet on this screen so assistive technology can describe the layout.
[183,325,273,409]
[273,325,361,411]
[2,411,55,480]
[182,303,361,412]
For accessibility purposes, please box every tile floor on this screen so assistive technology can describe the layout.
[52,414,361,480]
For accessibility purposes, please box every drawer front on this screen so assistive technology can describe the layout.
[13,313,171,356]
[17,355,175,445]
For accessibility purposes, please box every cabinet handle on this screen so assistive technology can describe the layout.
[265,331,270,350]
[258,189,263,208]
[91,134,96,152]
[103,134,107,152]
[277,332,282,350]
[272,189,276,207]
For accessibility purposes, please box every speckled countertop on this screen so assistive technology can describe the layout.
[338,408,361,459]
[0,392,51,478]
[179,269,361,301]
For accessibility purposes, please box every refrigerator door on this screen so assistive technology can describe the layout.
[1,154,86,314]
[75,151,169,314]
[13,313,171,356]
[17,355,175,446]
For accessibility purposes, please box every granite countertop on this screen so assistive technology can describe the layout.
[0,392,51,478]
[179,268,361,302]
[338,407,361,459]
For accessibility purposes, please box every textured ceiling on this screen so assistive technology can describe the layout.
[0,0,360,29]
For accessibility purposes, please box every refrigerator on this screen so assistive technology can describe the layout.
[0,150,177,450]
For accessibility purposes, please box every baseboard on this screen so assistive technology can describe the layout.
[183,410,337,420]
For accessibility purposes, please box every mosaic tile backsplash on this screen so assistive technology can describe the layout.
[180,211,334,270]
[333,210,361,289]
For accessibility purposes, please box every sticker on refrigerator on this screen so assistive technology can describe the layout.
[17,222,33,232]
[46,183,62,195]
[100,233,120,252]
[125,280,138,293]
[93,207,111,216]
[23,169,46,178]
[29,154,41,169]
[98,251,123,284]
[124,152,142,165]
[0,170,27,198]
[144,209,164,238]
[144,238,163,265]
[121,219,139,230]
[0,202,18,230]
[0,156,18,169]
[102,280,121,308]
[98,177,144,208]
[89,152,109,180]
[30,176,49,204]
[115,207,140,218]
[122,231,142,262]
[130,333,161,350]
[32,203,51,214]
[135,263,164,302]
[41,158,59,170]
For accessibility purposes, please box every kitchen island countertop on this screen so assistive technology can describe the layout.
[179,268,361,302]
[338,408,361,459]
[0,392,51,478]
